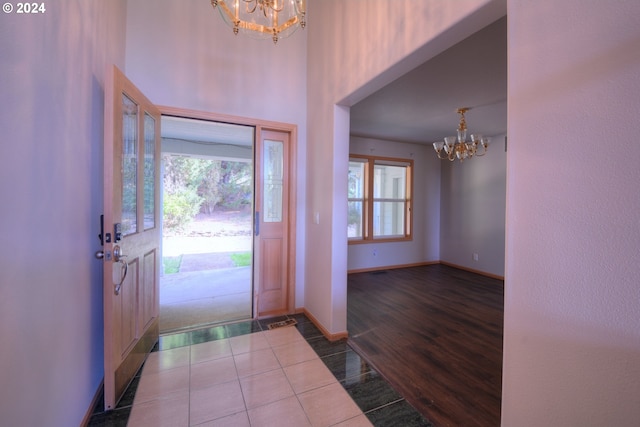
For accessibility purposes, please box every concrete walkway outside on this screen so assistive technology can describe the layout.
[159,212,253,333]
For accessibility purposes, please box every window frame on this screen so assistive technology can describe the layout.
[348,154,413,244]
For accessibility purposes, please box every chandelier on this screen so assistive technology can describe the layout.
[432,108,490,162]
[211,0,306,44]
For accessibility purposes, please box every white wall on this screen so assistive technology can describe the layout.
[306,0,504,334]
[0,1,127,426]
[503,1,640,425]
[124,0,308,307]
[440,134,506,277]
[347,137,440,271]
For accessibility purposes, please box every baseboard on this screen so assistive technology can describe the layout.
[439,261,504,280]
[347,261,437,274]
[347,260,503,281]
[302,308,348,342]
[81,379,103,427]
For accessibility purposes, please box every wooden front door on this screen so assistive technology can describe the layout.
[101,65,161,410]
[255,129,291,317]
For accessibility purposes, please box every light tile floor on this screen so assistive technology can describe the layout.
[127,326,369,427]
[88,315,432,426]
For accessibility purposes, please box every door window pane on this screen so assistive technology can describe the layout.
[122,94,138,236]
[143,113,155,230]
[264,139,283,222]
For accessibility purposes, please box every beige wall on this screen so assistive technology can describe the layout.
[440,133,507,277]
[0,1,127,426]
[503,0,640,424]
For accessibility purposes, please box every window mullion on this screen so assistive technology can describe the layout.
[365,158,374,240]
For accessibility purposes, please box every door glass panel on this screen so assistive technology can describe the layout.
[144,113,155,230]
[263,139,283,223]
[122,94,138,236]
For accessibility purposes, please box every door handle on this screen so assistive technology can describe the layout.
[113,245,126,262]
[112,245,128,295]
[114,260,128,295]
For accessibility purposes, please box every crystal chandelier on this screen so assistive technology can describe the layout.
[211,0,306,44]
[432,108,490,162]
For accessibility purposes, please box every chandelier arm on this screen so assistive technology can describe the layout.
[435,150,449,160]
[243,0,258,14]
[271,0,284,12]
[475,145,488,156]
[448,148,456,161]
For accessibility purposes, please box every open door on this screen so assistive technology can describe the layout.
[100,65,161,410]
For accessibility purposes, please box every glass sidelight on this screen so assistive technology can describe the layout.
[263,140,284,223]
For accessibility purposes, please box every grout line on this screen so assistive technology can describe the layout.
[363,397,406,416]
[228,341,250,425]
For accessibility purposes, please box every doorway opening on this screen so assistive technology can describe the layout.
[159,116,255,334]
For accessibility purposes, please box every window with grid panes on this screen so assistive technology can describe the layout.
[348,155,412,243]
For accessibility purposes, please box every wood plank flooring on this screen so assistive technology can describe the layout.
[347,264,504,427]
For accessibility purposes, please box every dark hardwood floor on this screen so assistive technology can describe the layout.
[347,264,504,427]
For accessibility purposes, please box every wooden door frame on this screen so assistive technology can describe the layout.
[158,106,297,316]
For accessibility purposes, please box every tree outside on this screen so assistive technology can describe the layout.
[162,154,253,273]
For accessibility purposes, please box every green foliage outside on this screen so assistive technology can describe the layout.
[163,188,203,233]
[230,252,252,267]
[163,255,182,274]
[163,155,252,233]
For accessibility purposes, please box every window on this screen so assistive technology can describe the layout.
[348,155,413,243]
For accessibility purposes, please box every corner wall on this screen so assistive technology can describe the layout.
[0,2,127,425]
[439,134,506,277]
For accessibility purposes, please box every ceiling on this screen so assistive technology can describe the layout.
[350,16,507,145]
[160,17,507,150]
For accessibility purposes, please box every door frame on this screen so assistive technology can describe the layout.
[102,65,161,410]
[158,105,297,317]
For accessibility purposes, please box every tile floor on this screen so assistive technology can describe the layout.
[88,314,432,426]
